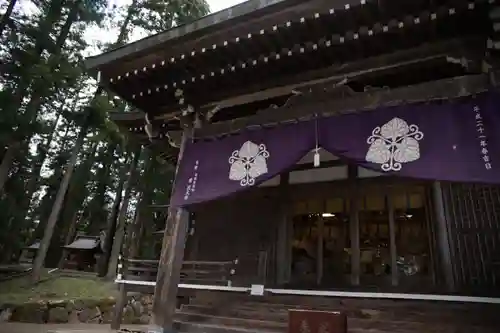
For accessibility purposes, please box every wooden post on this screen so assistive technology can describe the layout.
[348,165,360,286]
[316,217,324,285]
[387,190,399,287]
[432,181,455,292]
[257,250,268,284]
[111,283,127,329]
[111,255,127,330]
[150,127,191,332]
[276,172,290,286]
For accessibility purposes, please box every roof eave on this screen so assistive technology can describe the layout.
[84,0,289,71]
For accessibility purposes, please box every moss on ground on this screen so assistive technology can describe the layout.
[0,273,118,305]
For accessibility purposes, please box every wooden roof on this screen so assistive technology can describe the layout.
[63,235,100,251]
[24,241,40,250]
[88,0,491,115]
[85,0,496,163]
[85,0,293,73]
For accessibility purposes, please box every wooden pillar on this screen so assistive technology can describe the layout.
[111,283,127,329]
[257,250,268,284]
[150,127,191,333]
[111,255,127,330]
[276,172,290,286]
[276,215,288,285]
[348,165,360,286]
[432,181,455,292]
[387,189,398,287]
[316,217,324,285]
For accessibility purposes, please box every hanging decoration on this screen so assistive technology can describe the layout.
[313,116,320,168]
[170,91,500,207]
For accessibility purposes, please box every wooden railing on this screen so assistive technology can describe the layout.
[112,255,239,329]
[118,257,239,286]
[231,251,269,285]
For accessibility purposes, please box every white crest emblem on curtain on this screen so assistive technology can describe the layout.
[366,117,424,172]
[229,141,270,186]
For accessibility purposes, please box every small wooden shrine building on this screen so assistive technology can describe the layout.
[85,0,500,331]
[61,235,101,272]
[19,241,40,266]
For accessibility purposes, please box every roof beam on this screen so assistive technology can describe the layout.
[109,37,479,123]
[195,73,492,138]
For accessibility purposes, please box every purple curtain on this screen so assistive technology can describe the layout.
[170,121,316,206]
[319,92,500,184]
[171,92,500,207]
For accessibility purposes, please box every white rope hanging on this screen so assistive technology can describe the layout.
[314,114,320,167]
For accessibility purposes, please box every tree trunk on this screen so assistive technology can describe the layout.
[106,146,141,279]
[22,114,61,220]
[97,147,130,277]
[86,144,115,235]
[114,0,139,47]
[1,216,16,263]
[23,0,83,125]
[0,0,18,37]
[0,0,73,194]
[57,210,79,268]
[58,141,98,240]
[31,123,88,283]
[0,142,19,193]
[127,151,155,258]
[97,173,125,277]
[127,195,144,259]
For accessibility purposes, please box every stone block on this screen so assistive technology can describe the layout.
[122,304,138,324]
[0,308,12,322]
[68,310,80,324]
[10,302,48,323]
[131,300,145,316]
[48,307,69,323]
[78,306,100,323]
[139,314,151,325]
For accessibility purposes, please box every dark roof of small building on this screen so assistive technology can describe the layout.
[24,241,40,250]
[63,236,100,250]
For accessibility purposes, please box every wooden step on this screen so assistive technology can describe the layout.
[232,301,499,323]
[176,311,287,330]
[175,310,498,333]
[189,292,493,313]
[190,299,497,324]
[180,302,500,330]
[193,293,499,313]
[174,319,282,333]
[185,292,500,331]
[180,304,288,322]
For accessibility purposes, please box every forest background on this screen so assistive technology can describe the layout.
[0,0,242,282]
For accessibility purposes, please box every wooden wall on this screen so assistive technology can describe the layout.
[191,188,281,286]
[441,182,500,295]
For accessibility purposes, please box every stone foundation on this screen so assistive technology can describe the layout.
[0,294,154,325]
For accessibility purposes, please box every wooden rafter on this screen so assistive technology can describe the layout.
[115,37,480,128]
[115,4,480,109]
[97,0,490,115]
[86,0,370,75]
